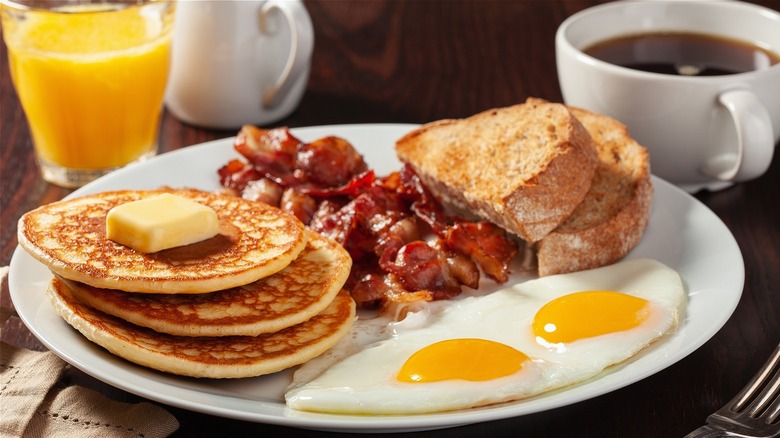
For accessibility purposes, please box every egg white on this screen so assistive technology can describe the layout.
[285,258,686,415]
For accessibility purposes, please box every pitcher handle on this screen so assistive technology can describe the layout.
[259,1,314,109]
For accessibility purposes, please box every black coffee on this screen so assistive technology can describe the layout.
[584,32,780,76]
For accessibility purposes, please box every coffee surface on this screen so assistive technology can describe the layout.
[584,32,780,76]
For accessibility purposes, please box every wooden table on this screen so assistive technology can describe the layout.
[2,1,779,436]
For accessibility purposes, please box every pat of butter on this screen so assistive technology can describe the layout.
[106,193,220,253]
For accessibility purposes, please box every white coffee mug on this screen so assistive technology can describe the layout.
[165,0,314,129]
[556,0,780,192]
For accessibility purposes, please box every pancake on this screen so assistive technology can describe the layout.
[47,277,357,379]
[59,229,352,337]
[18,188,307,294]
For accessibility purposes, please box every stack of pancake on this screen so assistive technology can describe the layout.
[17,188,356,379]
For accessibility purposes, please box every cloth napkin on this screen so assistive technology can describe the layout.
[0,267,180,438]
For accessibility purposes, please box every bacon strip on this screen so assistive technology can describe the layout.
[218,126,520,308]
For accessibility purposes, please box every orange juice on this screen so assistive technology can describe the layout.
[2,1,175,186]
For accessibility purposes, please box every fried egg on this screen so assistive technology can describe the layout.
[284,258,685,415]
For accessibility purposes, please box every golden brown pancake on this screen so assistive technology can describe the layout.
[47,277,357,378]
[59,229,352,337]
[18,188,307,294]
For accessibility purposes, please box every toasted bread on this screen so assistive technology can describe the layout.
[60,229,351,337]
[18,188,307,294]
[48,277,356,379]
[535,100,653,276]
[395,100,598,243]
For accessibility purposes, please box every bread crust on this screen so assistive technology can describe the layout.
[536,177,652,276]
[395,101,598,242]
[536,103,653,276]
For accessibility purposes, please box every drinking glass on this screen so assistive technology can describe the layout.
[2,0,176,188]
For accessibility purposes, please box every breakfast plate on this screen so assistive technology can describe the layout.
[9,124,744,432]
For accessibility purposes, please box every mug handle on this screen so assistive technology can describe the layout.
[701,89,774,182]
[259,1,314,109]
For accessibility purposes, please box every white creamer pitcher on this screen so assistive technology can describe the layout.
[165,0,314,129]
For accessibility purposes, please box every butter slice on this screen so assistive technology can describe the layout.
[106,193,220,253]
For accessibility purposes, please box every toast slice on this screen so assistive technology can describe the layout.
[395,100,598,242]
[535,100,653,276]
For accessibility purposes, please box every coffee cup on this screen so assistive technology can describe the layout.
[556,0,780,192]
[165,0,314,129]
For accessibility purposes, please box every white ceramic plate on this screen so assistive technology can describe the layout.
[9,124,744,433]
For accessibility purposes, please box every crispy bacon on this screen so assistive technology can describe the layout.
[234,125,300,186]
[218,159,263,191]
[383,240,463,300]
[348,270,434,310]
[396,165,457,235]
[350,272,398,309]
[445,222,518,283]
[280,188,317,224]
[429,238,480,289]
[240,178,284,205]
[218,126,520,308]
[309,199,351,243]
[295,136,369,187]
[375,217,420,267]
[298,170,376,197]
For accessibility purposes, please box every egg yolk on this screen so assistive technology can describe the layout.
[533,290,650,345]
[397,338,529,383]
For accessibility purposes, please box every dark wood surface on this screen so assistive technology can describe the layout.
[2,1,779,436]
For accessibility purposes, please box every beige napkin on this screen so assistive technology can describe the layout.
[0,268,179,438]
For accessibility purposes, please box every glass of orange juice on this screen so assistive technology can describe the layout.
[1,0,175,188]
